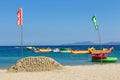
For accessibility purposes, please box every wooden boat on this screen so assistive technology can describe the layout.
[88,47,114,55]
[71,50,89,54]
[39,48,52,52]
[92,57,118,62]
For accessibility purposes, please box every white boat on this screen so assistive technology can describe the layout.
[53,48,60,52]
[26,47,33,50]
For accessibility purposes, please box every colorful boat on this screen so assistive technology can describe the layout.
[39,48,52,52]
[88,47,114,55]
[60,48,71,53]
[71,50,89,54]
[92,57,118,62]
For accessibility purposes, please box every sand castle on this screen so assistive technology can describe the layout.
[8,56,63,72]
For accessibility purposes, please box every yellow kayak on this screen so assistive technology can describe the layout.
[71,50,89,54]
[39,48,52,52]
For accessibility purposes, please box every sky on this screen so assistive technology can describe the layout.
[0,0,120,45]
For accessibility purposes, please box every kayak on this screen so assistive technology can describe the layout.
[92,57,118,62]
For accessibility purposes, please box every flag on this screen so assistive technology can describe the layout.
[92,16,98,30]
[17,8,23,26]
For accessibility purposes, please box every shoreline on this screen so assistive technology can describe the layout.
[0,62,118,70]
[1,63,113,70]
[0,63,120,80]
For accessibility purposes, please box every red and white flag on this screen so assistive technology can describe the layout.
[17,8,23,26]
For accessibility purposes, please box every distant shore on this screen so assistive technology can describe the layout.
[0,63,120,80]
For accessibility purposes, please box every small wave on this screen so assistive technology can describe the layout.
[15,47,20,48]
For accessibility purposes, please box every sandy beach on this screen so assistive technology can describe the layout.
[0,63,120,80]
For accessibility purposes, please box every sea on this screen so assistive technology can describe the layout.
[0,45,120,69]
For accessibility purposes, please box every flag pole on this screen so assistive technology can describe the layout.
[97,27,103,63]
[17,8,23,57]
[97,27,102,50]
[92,16,102,50]
[92,16,103,63]
[21,25,23,57]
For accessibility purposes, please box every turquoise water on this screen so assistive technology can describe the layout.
[0,45,120,69]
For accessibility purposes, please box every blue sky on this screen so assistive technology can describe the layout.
[0,0,120,45]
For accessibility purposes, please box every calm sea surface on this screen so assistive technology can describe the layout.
[0,45,120,69]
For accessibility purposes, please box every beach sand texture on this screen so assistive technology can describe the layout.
[0,64,120,80]
[0,57,120,80]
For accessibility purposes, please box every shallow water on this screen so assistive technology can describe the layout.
[0,45,120,69]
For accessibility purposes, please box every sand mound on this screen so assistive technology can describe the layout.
[8,56,63,72]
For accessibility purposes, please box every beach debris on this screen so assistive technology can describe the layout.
[8,56,63,72]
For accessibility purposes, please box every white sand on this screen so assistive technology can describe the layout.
[0,63,120,80]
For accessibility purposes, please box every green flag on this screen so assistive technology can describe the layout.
[92,16,98,30]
